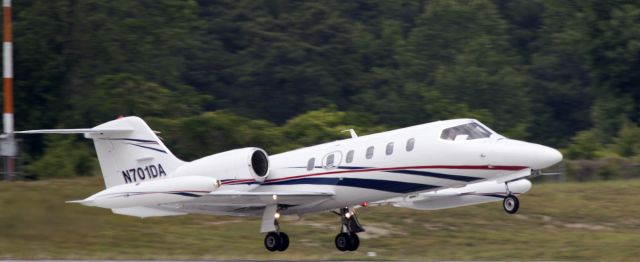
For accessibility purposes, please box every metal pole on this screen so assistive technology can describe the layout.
[2,0,15,180]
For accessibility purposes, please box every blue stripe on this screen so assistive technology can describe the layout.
[125,143,167,154]
[288,166,371,170]
[170,192,201,197]
[264,177,437,194]
[386,170,481,182]
[336,166,370,170]
[110,138,158,143]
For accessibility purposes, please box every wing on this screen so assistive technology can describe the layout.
[156,190,335,217]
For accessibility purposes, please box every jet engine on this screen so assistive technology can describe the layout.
[173,147,270,183]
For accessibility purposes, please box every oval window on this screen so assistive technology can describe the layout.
[346,150,354,163]
[307,158,315,171]
[322,151,342,169]
[386,142,394,155]
[406,138,415,152]
[366,146,374,159]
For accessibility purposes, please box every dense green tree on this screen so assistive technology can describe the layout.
[2,0,640,177]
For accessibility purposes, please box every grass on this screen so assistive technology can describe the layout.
[1,177,639,261]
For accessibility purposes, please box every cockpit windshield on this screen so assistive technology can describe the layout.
[440,122,493,141]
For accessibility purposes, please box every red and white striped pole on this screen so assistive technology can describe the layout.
[2,0,15,180]
[2,0,12,135]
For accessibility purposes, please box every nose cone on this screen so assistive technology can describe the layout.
[529,144,563,169]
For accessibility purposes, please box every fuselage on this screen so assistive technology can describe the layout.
[204,119,561,216]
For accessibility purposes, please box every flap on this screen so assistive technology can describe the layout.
[178,190,335,206]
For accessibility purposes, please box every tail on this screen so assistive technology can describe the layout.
[17,116,185,188]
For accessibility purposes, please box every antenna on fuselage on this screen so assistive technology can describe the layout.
[341,129,358,138]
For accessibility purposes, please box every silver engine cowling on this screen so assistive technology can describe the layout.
[173,147,270,183]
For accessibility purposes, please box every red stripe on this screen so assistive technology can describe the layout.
[221,165,528,185]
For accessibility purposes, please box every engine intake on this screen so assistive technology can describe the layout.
[251,149,269,178]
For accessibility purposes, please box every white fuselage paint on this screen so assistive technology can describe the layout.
[167,119,561,216]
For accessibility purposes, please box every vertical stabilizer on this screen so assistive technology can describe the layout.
[17,116,185,188]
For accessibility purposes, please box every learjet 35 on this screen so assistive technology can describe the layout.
[18,116,562,252]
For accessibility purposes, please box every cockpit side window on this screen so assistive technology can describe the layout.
[440,123,492,141]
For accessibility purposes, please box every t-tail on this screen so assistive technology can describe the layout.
[17,116,185,188]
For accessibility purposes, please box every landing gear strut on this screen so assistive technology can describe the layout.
[262,205,290,252]
[334,207,364,251]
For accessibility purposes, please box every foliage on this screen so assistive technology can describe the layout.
[613,123,640,157]
[3,0,640,176]
[22,137,96,179]
[563,130,601,159]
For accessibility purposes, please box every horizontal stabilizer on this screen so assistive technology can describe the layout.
[66,199,95,206]
[15,128,133,134]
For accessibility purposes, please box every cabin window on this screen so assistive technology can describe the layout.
[307,158,315,171]
[386,142,394,155]
[325,154,335,168]
[366,146,374,159]
[346,150,354,163]
[406,138,415,152]
[440,123,492,141]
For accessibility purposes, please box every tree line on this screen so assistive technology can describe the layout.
[1,0,639,179]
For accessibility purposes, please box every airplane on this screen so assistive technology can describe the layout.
[17,116,562,252]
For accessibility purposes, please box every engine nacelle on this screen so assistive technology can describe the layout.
[173,147,270,183]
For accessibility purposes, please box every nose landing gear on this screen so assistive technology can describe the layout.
[503,194,520,214]
[502,182,520,214]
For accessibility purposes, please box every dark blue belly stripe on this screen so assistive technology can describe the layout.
[386,170,481,182]
[264,177,438,194]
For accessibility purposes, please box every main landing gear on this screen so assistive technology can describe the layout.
[262,205,290,252]
[264,231,289,252]
[502,182,520,214]
[261,205,366,252]
[334,207,364,252]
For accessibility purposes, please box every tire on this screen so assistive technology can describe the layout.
[503,194,520,214]
[264,232,280,252]
[277,232,289,251]
[335,233,350,251]
[347,233,359,251]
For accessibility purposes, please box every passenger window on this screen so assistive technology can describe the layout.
[386,142,394,155]
[307,158,315,171]
[325,154,335,168]
[406,138,415,152]
[366,146,374,159]
[346,150,354,163]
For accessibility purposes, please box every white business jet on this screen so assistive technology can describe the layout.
[17,116,562,252]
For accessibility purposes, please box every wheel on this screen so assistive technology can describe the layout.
[347,233,359,251]
[335,233,350,251]
[503,194,520,214]
[277,232,289,251]
[264,232,280,252]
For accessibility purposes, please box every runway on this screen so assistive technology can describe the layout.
[1,261,390,262]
